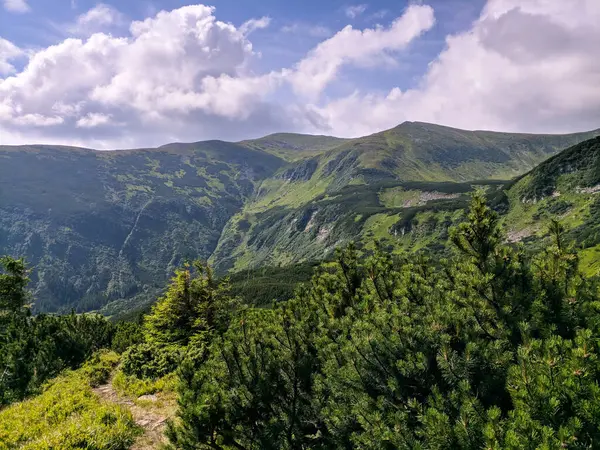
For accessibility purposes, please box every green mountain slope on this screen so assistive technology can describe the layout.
[502,136,600,275]
[356,121,599,181]
[0,142,283,313]
[2,123,599,314]
[209,124,600,272]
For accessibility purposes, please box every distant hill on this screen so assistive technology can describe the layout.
[1,123,599,315]
[240,133,349,161]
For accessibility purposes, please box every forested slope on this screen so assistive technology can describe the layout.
[0,142,283,313]
[4,194,600,448]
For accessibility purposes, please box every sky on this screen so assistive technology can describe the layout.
[0,0,599,149]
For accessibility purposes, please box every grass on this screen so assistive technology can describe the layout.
[362,213,401,244]
[112,370,178,399]
[502,171,598,243]
[579,245,600,277]
[0,353,140,450]
[247,174,335,213]
[379,187,420,208]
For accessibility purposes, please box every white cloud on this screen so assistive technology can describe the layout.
[0,38,22,75]
[289,5,436,99]
[0,4,287,147]
[315,0,600,136]
[76,112,112,128]
[344,4,368,18]
[13,114,64,126]
[69,3,124,35]
[3,0,29,13]
[240,16,271,35]
[87,5,273,117]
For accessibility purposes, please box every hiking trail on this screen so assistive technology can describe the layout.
[93,378,175,449]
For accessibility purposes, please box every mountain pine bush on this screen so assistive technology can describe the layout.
[164,192,600,449]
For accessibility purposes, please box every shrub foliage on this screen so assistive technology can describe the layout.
[163,192,600,449]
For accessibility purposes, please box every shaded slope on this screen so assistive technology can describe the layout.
[0,142,284,314]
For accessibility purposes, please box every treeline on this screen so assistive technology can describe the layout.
[113,192,600,449]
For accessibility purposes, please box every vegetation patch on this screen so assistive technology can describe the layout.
[0,366,139,449]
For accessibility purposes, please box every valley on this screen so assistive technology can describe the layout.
[1,122,599,316]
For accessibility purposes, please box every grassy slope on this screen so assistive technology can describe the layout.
[209,180,502,273]
[0,352,139,449]
[240,133,349,161]
[502,136,600,276]
[210,123,599,273]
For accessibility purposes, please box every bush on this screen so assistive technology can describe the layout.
[111,321,144,354]
[81,350,120,387]
[168,193,600,449]
[0,310,115,406]
[121,343,184,380]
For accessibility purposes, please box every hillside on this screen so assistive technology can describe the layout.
[502,136,600,275]
[1,123,599,314]
[6,207,600,449]
[0,142,283,313]
[240,133,349,161]
[209,124,600,272]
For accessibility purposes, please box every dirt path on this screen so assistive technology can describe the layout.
[93,381,172,449]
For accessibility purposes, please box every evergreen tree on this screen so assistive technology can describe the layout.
[122,261,239,380]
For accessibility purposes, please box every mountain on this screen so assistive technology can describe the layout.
[1,123,599,314]
[0,142,283,313]
[501,136,600,275]
[209,123,600,272]
[240,133,349,161]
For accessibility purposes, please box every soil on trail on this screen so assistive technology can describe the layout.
[93,381,175,449]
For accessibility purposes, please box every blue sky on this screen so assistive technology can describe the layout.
[0,0,598,148]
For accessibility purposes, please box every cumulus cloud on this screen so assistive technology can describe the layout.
[289,5,436,99]
[344,4,368,18]
[69,3,125,35]
[0,38,22,75]
[0,4,289,147]
[3,0,29,13]
[315,0,600,135]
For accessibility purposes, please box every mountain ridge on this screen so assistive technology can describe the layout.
[2,122,600,315]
